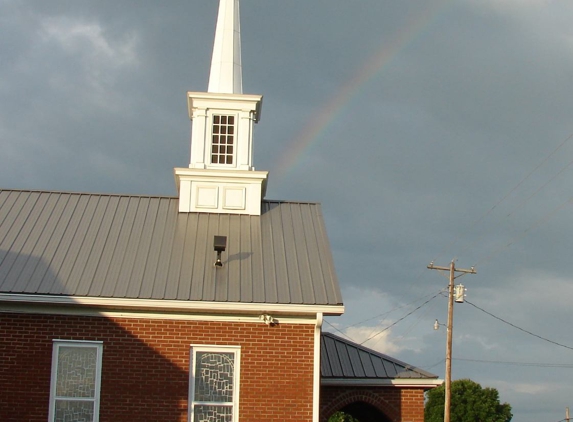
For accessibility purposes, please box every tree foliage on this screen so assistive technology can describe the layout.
[425,379,512,422]
[328,411,360,422]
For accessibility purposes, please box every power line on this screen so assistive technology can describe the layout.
[342,289,445,330]
[396,288,443,339]
[359,291,441,345]
[453,357,573,368]
[473,194,573,267]
[325,290,445,351]
[433,131,573,263]
[506,156,573,219]
[466,299,573,352]
[421,358,445,372]
[459,149,573,259]
[323,319,356,343]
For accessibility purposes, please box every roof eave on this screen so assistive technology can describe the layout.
[0,293,344,317]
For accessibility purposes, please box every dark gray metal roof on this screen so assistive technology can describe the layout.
[0,189,342,306]
[321,332,438,380]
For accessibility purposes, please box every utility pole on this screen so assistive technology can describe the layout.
[566,407,569,422]
[428,260,476,422]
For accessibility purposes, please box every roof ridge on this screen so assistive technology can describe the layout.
[263,198,322,205]
[0,188,177,199]
[0,189,322,206]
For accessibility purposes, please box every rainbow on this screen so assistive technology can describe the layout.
[272,0,453,180]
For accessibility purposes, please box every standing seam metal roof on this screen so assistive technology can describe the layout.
[0,189,342,306]
[321,332,438,379]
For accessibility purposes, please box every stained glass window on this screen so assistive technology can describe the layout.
[190,347,240,422]
[49,341,103,422]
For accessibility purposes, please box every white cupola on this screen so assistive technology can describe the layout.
[175,0,268,215]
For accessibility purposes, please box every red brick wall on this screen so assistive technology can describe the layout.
[0,312,315,422]
[320,386,427,422]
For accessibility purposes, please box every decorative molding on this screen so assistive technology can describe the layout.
[187,92,262,121]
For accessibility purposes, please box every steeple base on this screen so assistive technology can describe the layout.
[174,168,268,215]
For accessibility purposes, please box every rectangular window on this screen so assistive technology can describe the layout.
[211,115,235,165]
[49,340,103,422]
[189,346,240,422]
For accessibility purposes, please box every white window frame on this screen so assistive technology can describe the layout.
[208,112,238,168]
[48,340,103,422]
[188,345,241,422]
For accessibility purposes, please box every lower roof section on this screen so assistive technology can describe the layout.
[0,189,343,307]
[321,332,441,387]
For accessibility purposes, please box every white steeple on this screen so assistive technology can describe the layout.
[175,0,267,216]
[208,0,243,94]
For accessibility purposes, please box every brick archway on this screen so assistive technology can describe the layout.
[320,389,399,422]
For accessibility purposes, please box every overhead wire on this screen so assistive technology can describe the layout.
[326,263,443,345]
[432,131,573,264]
[462,153,573,265]
[326,289,445,351]
[392,288,444,341]
[465,299,573,351]
[421,358,445,372]
[506,156,573,219]
[472,194,573,267]
[323,319,357,343]
[453,357,573,368]
[460,154,573,260]
[342,289,445,330]
[359,291,442,345]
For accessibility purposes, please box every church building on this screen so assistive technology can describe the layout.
[0,1,439,421]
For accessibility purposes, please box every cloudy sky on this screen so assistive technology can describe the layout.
[3,0,573,420]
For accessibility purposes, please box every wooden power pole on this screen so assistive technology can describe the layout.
[428,260,476,422]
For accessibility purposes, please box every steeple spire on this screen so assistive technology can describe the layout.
[208,0,243,94]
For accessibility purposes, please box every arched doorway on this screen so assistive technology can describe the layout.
[338,401,392,422]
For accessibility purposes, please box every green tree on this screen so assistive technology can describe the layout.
[425,379,512,422]
[328,411,360,422]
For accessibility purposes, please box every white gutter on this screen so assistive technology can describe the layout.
[321,378,443,388]
[0,293,344,316]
